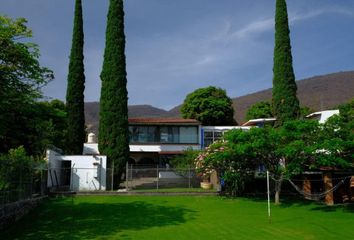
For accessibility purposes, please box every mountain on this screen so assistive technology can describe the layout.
[85,71,354,133]
[233,71,354,123]
[85,104,172,134]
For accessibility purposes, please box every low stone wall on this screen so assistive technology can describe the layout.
[0,197,45,230]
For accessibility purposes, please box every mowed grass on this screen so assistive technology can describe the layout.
[1,196,354,240]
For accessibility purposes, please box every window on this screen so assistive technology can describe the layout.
[129,126,158,143]
[129,125,199,144]
[203,130,223,147]
[180,127,198,143]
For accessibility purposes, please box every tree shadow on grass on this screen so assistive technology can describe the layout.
[242,195,354,214]
[1,198,196,240]
[309,203,354,213]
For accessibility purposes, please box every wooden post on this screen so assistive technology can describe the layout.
[156,165,159,190]
[324,173,334,205]
[303,176,311,200]
[350,176,354,202]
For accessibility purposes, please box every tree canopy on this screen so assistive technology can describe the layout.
[181,86,236,126]
[245,101,313,121]
[66,0,86,155]
[0,15,54,155]
[272,0,300,126]
[246,101,273,120]
[196,110,354,202]
[99,0,130,188]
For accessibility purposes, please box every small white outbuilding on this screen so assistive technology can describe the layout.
[46,148,107,191]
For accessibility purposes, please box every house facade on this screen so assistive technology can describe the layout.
[83,118,251,166]
[84,118,201,166]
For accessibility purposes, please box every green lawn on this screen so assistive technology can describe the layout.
[1,196,354,240]
[130,187,217,193]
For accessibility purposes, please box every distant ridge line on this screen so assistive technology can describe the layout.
[85,71,354,134]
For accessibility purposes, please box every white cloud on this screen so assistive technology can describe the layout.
[218,6,354,44]
[230,18,274,40]
[290,7,354,23]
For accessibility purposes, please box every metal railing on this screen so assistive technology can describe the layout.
[0,168,47,207]
[125,164,201,190]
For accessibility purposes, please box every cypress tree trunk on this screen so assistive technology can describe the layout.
[66,0,86,154]
[99,0,129,189]
[272,0,300,126]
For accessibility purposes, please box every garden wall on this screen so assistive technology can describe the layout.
[0,197,45,230]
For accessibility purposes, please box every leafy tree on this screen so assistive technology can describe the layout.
[66,0,86,155]
[196,115,353,203]
[0,15,53,154]
[99,0,130,188]
[170,147,200,169]
[336,98,354,127]
[246,101,313,122]
[170,148,200,177]
[220,122,319,203]
[32,100,68,153]
[246,101,273,120]
[3,100,67,156]
[317,99,354,167]
[299,106,313,119]
[195,137,257,196]
[272,0,300,126]
[181,86,236,126]
[225,127,282,198]
[0,146,43,192]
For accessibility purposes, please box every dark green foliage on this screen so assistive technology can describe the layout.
[203,117,353,202]
[99,0,129,187]
[1,100,67,156]
[0,147,31,189]
[246,101,312,122]
[0,16,53,155]
[195,140,256,195]
[337,98,354,125]
[0,146,43,191]
[246,101,273,120]
[34,100,68,153]
[318,99,354,167]
[299,106,313,119]
[181,86,236,126]
[170,148,200,169]
[66,0,86,154]
[170,148,200,177]
[272,0,300,126]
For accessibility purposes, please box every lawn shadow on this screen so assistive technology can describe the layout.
[243,194,354,214]
[1,197,196,240]
[310,203,354,213]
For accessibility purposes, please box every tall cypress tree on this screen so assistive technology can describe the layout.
[272,0,300,126]
[99,0,129,188]
[66,0,86,154]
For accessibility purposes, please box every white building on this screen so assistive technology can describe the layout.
[83,118,251,165]
[306,110,339,124]
[46,148,107,191]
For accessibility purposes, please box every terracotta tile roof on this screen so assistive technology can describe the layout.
[129,118,200,124]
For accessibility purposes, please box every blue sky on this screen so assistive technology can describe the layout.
[2,0,354,110]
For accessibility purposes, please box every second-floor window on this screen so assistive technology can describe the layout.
[129,125,199,144]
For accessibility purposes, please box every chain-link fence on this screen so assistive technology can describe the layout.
[0,167,47,208]
[47,167,109,192]
[125,165,202,190]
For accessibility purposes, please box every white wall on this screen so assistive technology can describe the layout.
[84,143,201,154]
[129,144,201,152]
[46,149,107,191]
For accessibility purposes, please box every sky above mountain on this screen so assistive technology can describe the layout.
[2,0,354,110]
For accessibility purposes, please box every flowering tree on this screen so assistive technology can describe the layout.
[195,138,257,195]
